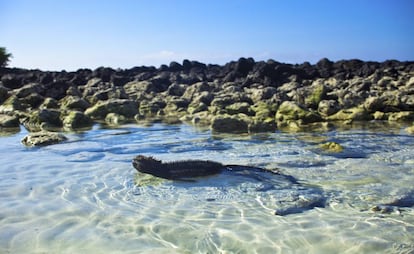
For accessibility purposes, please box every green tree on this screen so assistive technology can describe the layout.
[0,47,12,67]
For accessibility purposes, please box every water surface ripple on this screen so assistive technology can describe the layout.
[0,123,413,253]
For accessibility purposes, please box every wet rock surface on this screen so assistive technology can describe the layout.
[21,131,67,146]
[1,58,413,135]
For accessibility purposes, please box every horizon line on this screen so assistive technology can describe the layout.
[4,56,413,73]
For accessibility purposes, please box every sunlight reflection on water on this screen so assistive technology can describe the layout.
[0,123,413,253]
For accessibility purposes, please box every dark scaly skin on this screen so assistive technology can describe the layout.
[132,155,224,180]
[132,155,324,216]
[132,155,298,183]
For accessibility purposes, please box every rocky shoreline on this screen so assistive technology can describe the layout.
[1,58,414,144]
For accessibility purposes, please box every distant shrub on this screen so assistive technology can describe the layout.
[0,47,12,67]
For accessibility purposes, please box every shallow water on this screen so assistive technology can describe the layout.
[0,122,413,253]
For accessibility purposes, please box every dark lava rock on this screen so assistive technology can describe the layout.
[63,111,93,129]
[0,114,19,128]
[0,85,9,104]
[21,131,67,146]
[85,99,138,119]
[211,115,249,133]
[0,58,413,133]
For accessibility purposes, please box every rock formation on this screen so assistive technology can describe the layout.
[0,58,413,135]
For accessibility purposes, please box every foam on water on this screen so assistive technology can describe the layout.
[0,123,413,253]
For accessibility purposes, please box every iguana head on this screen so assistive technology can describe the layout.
[132,155,162,174]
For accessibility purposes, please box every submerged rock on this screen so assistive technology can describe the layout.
[21,131,67,146]
[274,192,326,216]
[371,190,414,214]
[319,142,344,153]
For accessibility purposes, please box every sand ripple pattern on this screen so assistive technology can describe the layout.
[0,124,413,253]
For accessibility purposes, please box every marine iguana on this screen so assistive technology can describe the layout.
[132,155,327,215]
[132,155,298,183]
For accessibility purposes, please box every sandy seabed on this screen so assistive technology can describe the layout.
[0,123,413,253]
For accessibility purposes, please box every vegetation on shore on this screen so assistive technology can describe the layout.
[0,47,12,68]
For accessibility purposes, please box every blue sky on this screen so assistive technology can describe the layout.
[1,0,413,70]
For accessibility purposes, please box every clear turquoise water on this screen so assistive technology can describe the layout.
[0,122,413,253]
